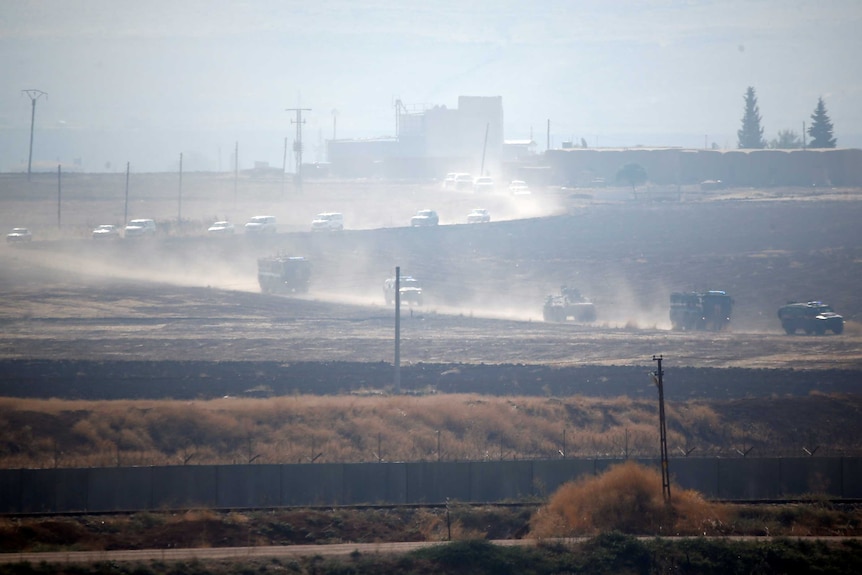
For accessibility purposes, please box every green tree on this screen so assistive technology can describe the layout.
[807,97,836,148]
[768,129,802,149]
[616,163,647,199]
[737,87,766,149]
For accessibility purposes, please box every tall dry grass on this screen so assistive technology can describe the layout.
[529,460,731,537]
[0,393,859,468]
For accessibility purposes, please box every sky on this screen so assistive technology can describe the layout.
[1,0,860,172]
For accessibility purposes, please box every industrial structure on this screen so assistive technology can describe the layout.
[320,94,862,187]
[327,96,507,179]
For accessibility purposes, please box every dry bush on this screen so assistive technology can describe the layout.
[3,393,861,468]
[529,461,731,537]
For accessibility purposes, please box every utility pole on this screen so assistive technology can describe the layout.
[394,267,401,393]
[233,141,239,210]
[124,162,130,225]
[177,152,183,224]
[281,137,288,196]
[22,89,47,181]
[57,164,61,228]
[480,122,489,176]
[652,355,671,504]
[286,107,311,192]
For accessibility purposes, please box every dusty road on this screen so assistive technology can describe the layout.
[1,176,860,400]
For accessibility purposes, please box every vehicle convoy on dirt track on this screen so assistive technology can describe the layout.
[778,301,844,335]
[669,290,733,331]
[543,286,597,322]
[257,255,312,294]
[383,276,423,306]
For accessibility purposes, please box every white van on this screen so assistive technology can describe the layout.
[311,212,344,231]
[244,215,277,235]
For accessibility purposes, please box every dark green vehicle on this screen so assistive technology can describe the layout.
[543,286,597,323]
[257,255,312,294]
[778,301,844,335]
[669,290,733,331]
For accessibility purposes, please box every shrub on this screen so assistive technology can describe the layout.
[529,461,730,537]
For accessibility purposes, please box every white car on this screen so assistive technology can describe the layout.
[6,227,32,243]
[467,208,490,224]
[410,209,439,227]
[91,224,120,240]
[473,176,494,193]
[454,173,473,190]
[207,221,235,235]
[442,173,458,189]
[508,180,531,195]
[244,215,277,235]
[311,212,344,231]
[124,219,156,238]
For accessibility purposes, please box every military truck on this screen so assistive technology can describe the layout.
[778,301,844,335]
[257,255,311,294]
[543,286,597,323]
[383,276,423,306]
[669,290,733,331]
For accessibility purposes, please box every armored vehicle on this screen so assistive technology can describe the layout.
[778,301,844,335]
[543,286,597,323]
[383,276,423,306]
[669,290,733,331]
[257,255,311,294]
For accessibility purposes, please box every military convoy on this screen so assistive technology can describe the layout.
[257,255,312,294]
[383,276,423,306]
[669,290,734,331]
[543,286,597,323]
[778,301,844,335]
[253,255,846,337]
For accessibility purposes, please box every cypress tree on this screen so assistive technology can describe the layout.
[807,97,837,148]
[737,87,766,149]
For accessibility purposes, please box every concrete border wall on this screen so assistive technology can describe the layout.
[1,457,859,514]
[545,148,862,187]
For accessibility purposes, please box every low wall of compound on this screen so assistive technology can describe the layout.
[1,457,859,514]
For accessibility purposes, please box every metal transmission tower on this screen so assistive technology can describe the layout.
[286,107,311,191]
[22,89,47,180]
[651,355,671,504]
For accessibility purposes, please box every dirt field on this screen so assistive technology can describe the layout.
[0,174,860,401]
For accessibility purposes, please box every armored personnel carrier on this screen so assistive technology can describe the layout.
[669,290,733,331]
[543,286,597,323]
[257,255,311,294]
[778,301,844,335]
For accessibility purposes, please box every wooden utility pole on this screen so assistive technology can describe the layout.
[394,267,401,393]
[23,89,47,181]
[177,152,183,223]
[281,137,288,196]
[124,162,130,225]
[56,164,61,228]
[233,141,239,210]
[652,355,671,504]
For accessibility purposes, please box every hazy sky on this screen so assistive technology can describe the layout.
[2,0,860,171]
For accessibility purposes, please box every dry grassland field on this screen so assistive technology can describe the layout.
[1,173,862,465]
